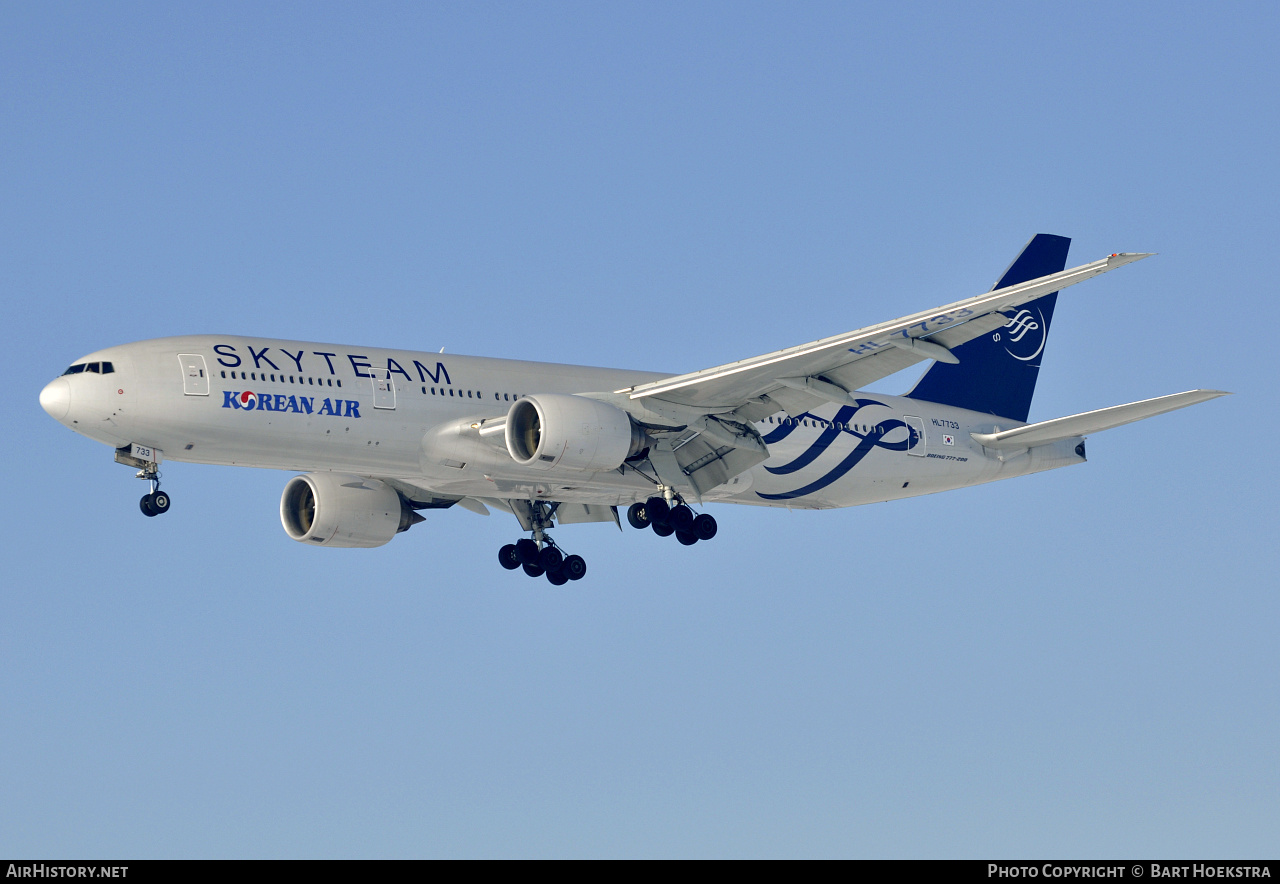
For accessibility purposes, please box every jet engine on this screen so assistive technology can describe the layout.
[505,393,648,472]
[280,472,423,548]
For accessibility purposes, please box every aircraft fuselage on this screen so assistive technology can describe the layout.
[40,334,1083,511]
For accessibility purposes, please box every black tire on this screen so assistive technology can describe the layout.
[515,538,540,566]
[626,502,651,530]
[522,562,545,578]
[546,569,569,586]
[498,544,521,570]
[652,521,674,538]
[676,530,699,546]
[139,494,156,517]
[562,554,587,581]
[692,513,718,541]
[539,546,564,572]
[668,504,693,531]
[645,496,670,525]
[150,491,171,514]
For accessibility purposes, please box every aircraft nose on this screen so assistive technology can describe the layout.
[40,377,71,421]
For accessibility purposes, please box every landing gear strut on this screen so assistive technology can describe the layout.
[627,496,717,546]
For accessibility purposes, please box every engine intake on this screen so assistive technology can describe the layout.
[505,394,647,472]
[280,472,422,548]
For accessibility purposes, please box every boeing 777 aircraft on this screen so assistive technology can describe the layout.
[39,235,1227,584]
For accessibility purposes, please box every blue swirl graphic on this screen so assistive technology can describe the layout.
[762,404,859,474]
[756,398,919,501]
[762,399,892,473]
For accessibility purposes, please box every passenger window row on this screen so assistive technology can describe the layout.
[63,362,114,375]
[761,415,873,432]
[219,370,342,388]
[420,387,526,402]
[213,368,532,402]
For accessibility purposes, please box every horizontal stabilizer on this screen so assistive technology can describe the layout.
[970,389,1230,450]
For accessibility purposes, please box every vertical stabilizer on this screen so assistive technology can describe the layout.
[906,233,1071,422]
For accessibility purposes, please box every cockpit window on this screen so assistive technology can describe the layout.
[62,360,115,376]
[60,361,113,376]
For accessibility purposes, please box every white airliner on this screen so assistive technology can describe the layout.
[40,235,1226,584]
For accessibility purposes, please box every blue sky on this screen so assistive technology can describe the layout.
[3,1,1276,858]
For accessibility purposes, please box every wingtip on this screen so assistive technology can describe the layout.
[1179,389,1233,404]
[1106,251,1156,267]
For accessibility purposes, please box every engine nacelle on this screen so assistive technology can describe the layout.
[280,472,422,548]
[505,393,647,472]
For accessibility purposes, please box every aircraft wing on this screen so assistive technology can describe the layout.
[616,252,1151,419]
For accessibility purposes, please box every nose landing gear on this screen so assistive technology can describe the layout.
[116,445,172,518]
[136,464,171,518]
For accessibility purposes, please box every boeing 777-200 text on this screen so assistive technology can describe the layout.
[39,235,1227,584]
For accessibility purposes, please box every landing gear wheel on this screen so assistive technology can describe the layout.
[676,530,699,546]
[645,496,670,525]
[498,544,521,570]
[140,494,156,517]
[149,491,171,515]
[627,502,651,530]
[538,546,564,572]
[652,521,674,538]
[546,569,569,586]
[692,513,718,541]
[514,538,540,566]
[668,504,694,532]
[522,562,545,578]
[562,554,587,581]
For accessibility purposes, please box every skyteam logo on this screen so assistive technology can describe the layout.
[997,307,1047,362]
[222,390,362,417]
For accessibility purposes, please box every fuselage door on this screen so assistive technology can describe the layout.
[904,415,926,456]
[178,354,210,396]
[371,368,396,410]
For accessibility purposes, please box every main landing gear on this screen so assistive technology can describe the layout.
[136,463,171,518]
[498,538,587,584]
[497,502,587,585]
[497,538,588,585]
[626,496,717,546]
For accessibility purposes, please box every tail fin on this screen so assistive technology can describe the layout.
[906,233,1071,422]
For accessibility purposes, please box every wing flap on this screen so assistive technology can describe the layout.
[670,435,771,496]
[819,345,929,396]
[923,310,1013,350]
[970,390,1230,450]
[555,503,620,525]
